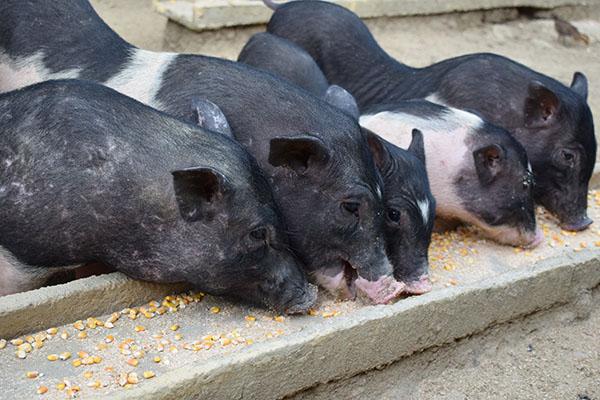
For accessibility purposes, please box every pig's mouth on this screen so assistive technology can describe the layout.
[313,259,404,304]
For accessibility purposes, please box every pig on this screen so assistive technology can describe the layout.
[361,100,543,248]
[264,0,597,231]
[0,79,317,314]
[238,32,329,98]
[238,33,435,293]
[0,0,403,303]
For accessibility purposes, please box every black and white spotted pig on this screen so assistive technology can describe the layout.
[0,80,317,313]
[0,0,403,303]
[265,0,597,231]
[238,33,435,293]
[361,101,543,248]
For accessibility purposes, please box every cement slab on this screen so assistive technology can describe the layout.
[152,0,595,31]
[1,191,600,399]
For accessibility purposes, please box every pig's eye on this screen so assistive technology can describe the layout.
[250,227,268,241]
[341,201,360,217]
[561,149,575,165]
[387,209,401,223]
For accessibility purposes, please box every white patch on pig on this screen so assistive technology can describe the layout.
[0,246,83,297]
[425,92,449,107]
[417,199,430,224]
[527,162,532,173]
[104,49,176,109]
[360,108,483,222]
[0,50,81,94]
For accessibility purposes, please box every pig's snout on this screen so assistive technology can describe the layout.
[522,227,544,249]
[283,283,318,314]
[560,214,593,232]
[403,274,433,295]
[355,275,405,304]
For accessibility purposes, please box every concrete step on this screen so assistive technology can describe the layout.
[152,0,593,31]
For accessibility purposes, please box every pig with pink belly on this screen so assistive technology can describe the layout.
[361,100,543,248]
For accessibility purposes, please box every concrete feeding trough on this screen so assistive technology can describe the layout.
[0,165,599,399]
[152,0,590,31]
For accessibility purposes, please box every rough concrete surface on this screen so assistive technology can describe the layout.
[152,0,594,31]
[291,287,600,400]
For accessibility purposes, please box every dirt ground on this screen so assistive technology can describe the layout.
[290,287,600,400]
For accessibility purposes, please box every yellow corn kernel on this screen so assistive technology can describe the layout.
[82,356,95,365]
[245,315,256,322]
[77,351,89,358]
[56,382,66,390]
[93,355,102,364]
[72,359,82,367]
[0,339,6,349]
[143,371,155,379]
[134,325,145,332]
[36,386,48,395]
[174,334,183,341]
[87,380,102,389]
[308,309,319,316]
[59,352,71,361]
[220,338,232,346]
[104,321,115,329]
[33,340,44,350]
[77,331,88,339]
[60,331,69,340]
[26,371,39,379]
[210,306,220,314]
[47,354,59,361]
[83,371,93,379]
[15,350,27,359]
[274,316,285,323]
[169,324,180,331]
[153,356,161,363]
[96,343,108,351]
[127,372,139,384]
[127,358,139,367]
[25,335,34,343]
[322,311,335,318]
[11,338,23,346]
[18,343,32,353]
[86,318,97,329]
[73,320,85,331]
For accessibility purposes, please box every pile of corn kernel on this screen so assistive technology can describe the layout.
[0,291,347,398]
[1,191,599,398]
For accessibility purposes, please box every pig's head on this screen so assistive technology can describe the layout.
[365,129,435,294]
[107,143,316,314]
[517,73,596,231]
[458,124,541,248]
[266,116,403,304]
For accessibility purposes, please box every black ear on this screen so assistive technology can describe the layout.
[570,72,588,100]
[524,81,561,128]
[172,167,230,222]
[268,135,330,174]
[324,85,360,120]
[364,129,390,171]
[408,129,426,164]
[473,144,505,185]
[190,98,233,137]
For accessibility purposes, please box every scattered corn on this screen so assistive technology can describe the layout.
[274,316,285,323]
[26,371,39,379]
[127,358,139,367]
[153,356,161,363]
[47,354,59,361]
[169,324,180,331]
[245,315,256,322]
[134,325,145,332]
[87,380,102,389]
[0,339,6,349]
[77,331,88,339]
[56,382,66,391]
[11,338,23,346]
[72,359,82,367]
[210,306,220,314]
[60,331,69,340]
[73,320,85,331]
[36,386,48,395]
[46,327,58,335]
[83,371,94,379]
[127,372,139,384]
[143,371,155,379]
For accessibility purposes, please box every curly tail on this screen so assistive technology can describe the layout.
[262,0,285,10]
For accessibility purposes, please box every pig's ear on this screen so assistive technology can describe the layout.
[171,167,230,222]
[408,129,426,164]
[268,135,330,174]
[364,129,390,171]
[524,81,561,128]
[324,85,360,120]
[190,98,233,137]
[570,72,588,100]
[473,144,505,185]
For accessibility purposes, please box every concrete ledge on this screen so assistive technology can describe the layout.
[104,251,600,400]
[0,273,187,339]
[153,0,594,31]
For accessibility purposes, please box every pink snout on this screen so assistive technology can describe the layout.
[355,275,405,304]
[403,274,433,295]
